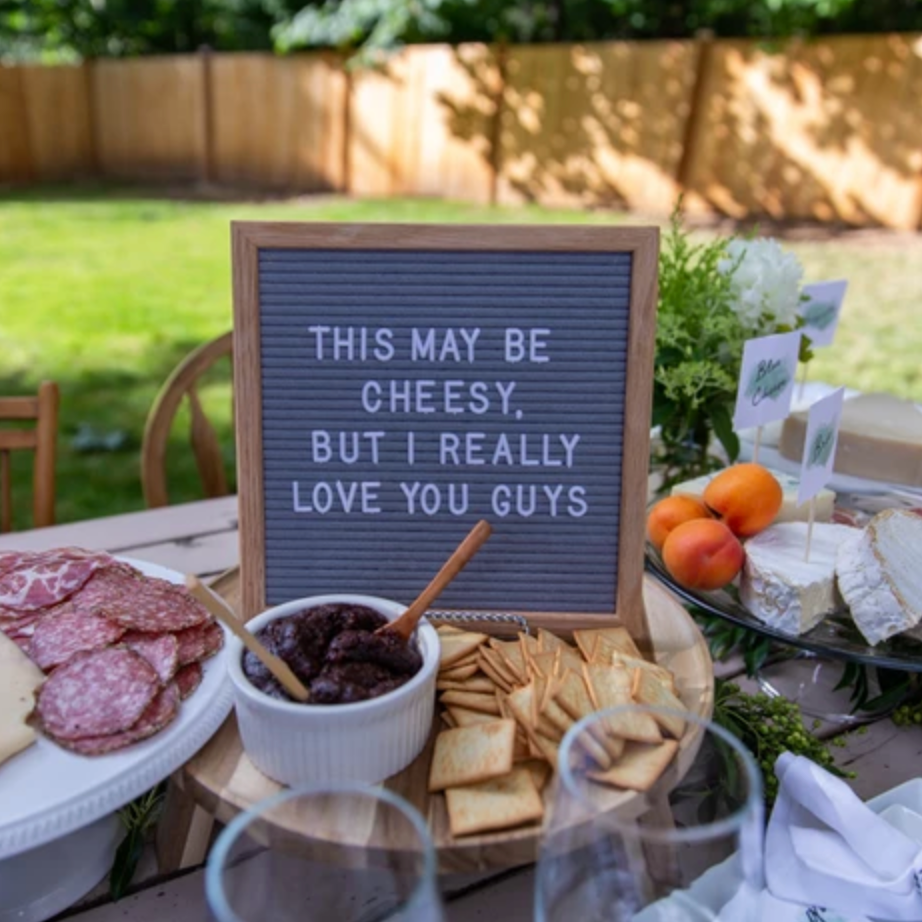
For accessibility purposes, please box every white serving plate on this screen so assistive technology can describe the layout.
[0,558,233,860]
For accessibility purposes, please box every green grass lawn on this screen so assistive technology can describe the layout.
[2,183,920,528]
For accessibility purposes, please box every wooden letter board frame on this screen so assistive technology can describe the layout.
[232,222,659,643]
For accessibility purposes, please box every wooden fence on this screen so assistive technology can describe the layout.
[2,35,922,229]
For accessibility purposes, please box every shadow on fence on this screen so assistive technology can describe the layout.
[2,35,921,229]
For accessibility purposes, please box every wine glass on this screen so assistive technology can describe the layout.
[535,704,764,921]
[205,782,445,921]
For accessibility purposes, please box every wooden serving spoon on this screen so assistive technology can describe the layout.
[378,519,493,642]
[185,574,311,703]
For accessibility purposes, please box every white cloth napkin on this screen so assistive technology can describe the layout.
[766,752,922,921]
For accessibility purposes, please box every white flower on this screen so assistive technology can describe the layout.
[718,238,804,333]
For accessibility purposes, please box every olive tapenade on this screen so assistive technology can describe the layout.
[242,603,423,704]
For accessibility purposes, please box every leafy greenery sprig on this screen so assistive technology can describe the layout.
[652,209,747,488]
[109,783,166,900]
[713,680,852,805]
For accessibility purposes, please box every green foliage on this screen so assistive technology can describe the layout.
[713,679,852,805]
[695,611,775,676]
[0,0,305,59]
[651,209,746,486]
[1,185,920,526]
[2,0,921,60]
[110,784,166,900]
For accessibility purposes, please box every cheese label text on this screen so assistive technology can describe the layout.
[733,330,801,430]
[800,280,847,348]
[797,387,845,507]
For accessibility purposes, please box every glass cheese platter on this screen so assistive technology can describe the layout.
[644,492,922,673]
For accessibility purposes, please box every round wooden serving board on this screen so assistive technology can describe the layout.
[179,571,714,874]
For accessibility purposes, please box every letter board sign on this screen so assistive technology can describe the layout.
[233,223,658,637]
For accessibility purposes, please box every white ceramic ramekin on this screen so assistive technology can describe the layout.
[227,593,438,786]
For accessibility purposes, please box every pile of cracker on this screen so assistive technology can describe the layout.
[428,624,686,838]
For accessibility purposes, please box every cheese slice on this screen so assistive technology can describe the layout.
[0,633,45,767]
[836,509,922,646]
[740,522,856,635]
[671,470,835,524]
[780,393,922,487]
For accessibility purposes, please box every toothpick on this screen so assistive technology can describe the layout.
[803,497,816,563]
[752,425,763,465]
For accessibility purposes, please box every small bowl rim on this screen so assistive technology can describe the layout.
[227,593,439,716]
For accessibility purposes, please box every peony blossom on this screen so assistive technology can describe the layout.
[718,238,804,334]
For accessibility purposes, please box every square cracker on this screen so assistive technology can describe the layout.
[633,669,687,739]
[439,631,488,668]
[445,767,544,836]
[574,627,641,662]
[588,740,679,792]
[439,661,480,681]
[429,720,516,792]
[439,690,501,716]
[583,664,661,744]
[447,706,499,728]
[610,652,675,690]
[437,677,496,694]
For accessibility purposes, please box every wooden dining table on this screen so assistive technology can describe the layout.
[2,494,921,921]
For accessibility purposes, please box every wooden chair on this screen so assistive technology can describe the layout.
[0,381,59,532]
[141,332,234,508]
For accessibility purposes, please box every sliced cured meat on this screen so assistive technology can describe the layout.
[0,598,76,626]
[0,548,116,611]
[175,620,224,666]
[1,614,42,639]
[35,646,160,740]
[29,609,126,671]
[60,683,181,756]
[122,632,179,684]
[70,564,145,619]
[0,551,26,578]
[174,661,203,700]
[81,571,208,634]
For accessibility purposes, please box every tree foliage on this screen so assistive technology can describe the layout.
[1,0,920,61]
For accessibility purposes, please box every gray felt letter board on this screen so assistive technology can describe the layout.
[232,223,658,633]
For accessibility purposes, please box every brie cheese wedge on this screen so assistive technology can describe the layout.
[836,509,922,645]
[740,522,856,635]
[671,470,835,525]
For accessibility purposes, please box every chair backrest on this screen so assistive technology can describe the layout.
[0,381,60,532]
[142,332,234,508]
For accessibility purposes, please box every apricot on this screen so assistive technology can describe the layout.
[646,495,712,551]
[703,463,783,538]
[661,518,745,591]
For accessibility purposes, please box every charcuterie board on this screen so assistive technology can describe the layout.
[0,559,233,861]
[179,569,713,874]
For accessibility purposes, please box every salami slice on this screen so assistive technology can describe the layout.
[175,620,224,666]
[174,661,203,700]
[29,609,126,671]
[70,564,146,618]
[0,551,26,578]
[80,570,208,633]
[0,598,75,626]
[35,646,160,740]
[122,632,179,684]
[59,683,181,756]
[0,548,116,611]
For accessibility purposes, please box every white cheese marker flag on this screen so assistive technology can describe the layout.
[733,330,802,464]
[798,279,848,396]
[797,386,845,561]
